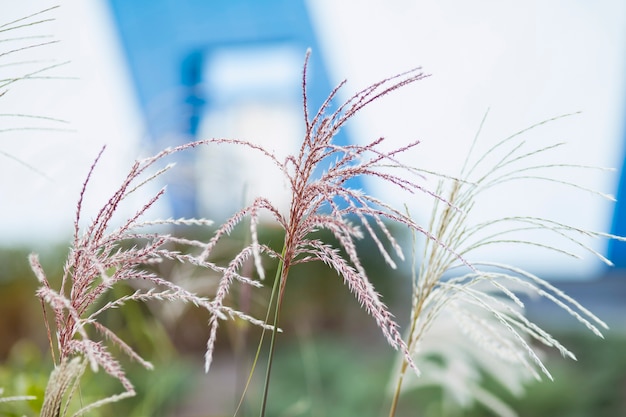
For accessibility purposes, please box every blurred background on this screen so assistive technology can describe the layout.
[1,1,625,416]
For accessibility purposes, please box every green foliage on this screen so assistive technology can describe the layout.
[247,332,626,417]
[250,337,394,417]
[510,332,626,417]
[0,304,197,417]
[0,245,196,417]
[0,341,49,416]
[0,246,63,360]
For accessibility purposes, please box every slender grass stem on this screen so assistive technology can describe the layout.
[388,296,425,417]
[388,361,408,417]
[389,219,422,417]
[259,245,289,417]
[233,259,280,417]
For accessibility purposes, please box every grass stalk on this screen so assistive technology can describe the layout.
[387,362,407,417]
[259,246,289,417]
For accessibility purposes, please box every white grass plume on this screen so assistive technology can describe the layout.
[388,110,623,416]
[0,5,71,178]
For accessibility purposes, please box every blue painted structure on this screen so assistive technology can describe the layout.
[106,0,362,218]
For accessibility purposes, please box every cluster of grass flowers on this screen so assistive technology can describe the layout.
[3,8,622,417]
[29,143,273,416]
[30,51,441,416]
[387,112,622,416]
[0,5,71,173]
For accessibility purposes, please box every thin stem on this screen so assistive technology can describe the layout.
[259,246,289,417]
[389,220,430,417]
[233,262,279,417]
[388,361,407,417]
[388,296,424,417]
[233,245,285,417]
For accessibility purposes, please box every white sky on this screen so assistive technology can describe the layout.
[1,0,625,279]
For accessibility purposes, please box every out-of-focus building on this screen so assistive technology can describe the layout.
[107,0,363,219]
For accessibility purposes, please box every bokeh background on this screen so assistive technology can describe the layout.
[1,1,625,416]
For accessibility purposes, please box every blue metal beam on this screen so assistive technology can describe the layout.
[107,0,364,217]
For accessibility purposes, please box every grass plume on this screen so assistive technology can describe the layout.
[13,21,618,413]
[30,49,454,415]
[387,110,623,416]
[0,5,71,178]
